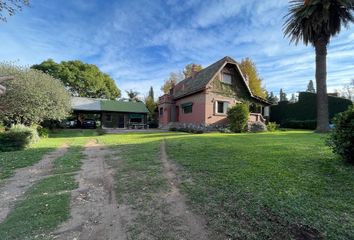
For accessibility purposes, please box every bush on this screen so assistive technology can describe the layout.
[283,120,317,130]
[0,124,39,152]
[267,122,278,132]
[327,106,354,163]
[36,125,49,138]
[227,104,249,133]
[248,121,267,133]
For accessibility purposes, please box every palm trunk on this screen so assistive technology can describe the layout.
[314,38,329,133]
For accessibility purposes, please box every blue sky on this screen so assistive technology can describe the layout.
[0,0,353,98]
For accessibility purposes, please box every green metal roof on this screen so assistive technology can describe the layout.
[100,100,149,113]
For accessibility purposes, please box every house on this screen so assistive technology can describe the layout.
[158,56,271,129]
[71,97,149,129]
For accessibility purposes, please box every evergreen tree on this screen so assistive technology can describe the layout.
[279,88,288,102]
[306,80,316,93]
[290,93,297,103]
[267,91,279,105]
[148,86,154,100]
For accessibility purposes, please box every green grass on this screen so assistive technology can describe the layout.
[0,133,88,240]
[166,131,354,239]
[0,129,95,181]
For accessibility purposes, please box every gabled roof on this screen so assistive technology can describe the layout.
[100,100,149,113]
[172,56,270,105]
[71,97,149,113]
[72,97,101,111]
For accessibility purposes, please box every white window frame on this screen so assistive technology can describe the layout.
[214,101,229,115]
[222,73,232,85]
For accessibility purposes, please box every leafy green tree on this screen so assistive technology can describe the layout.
[279,88,288,102]
[0,0,29,21]
[0,63,71,125]
[239,58,267,99]
[125,89,140,102]
[227,103,250,133]
[306,80,316,93]
[161,72,183,94]
[31,59,120,100]
[284,0,354,132]
[183,63,203,78]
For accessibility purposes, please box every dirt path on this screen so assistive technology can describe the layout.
[53,140,127,240]
[160,140,209,240]
[0,144,69,223]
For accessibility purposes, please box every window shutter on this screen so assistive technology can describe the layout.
[214,101,218,114]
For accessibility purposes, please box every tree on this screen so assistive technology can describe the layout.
[0,0,29,21]
[279,88,288,102]
[284,0,354,132]
[31,59,120,100]
[239,58,267,99]
[161,72,183,94]
[125,89,140,102]
[227,103,250,133]
[148,86,154,100]
[0,63,71,125]
[267,91,279,104]
[290,93,297,103]
[337,79,354,101]
[183,63,202,78]
[306,80,316,93]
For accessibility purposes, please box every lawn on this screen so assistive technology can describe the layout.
[166,131,354,239]
[0,130,353,239]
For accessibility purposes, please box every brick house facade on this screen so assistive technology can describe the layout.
[158,56,271,129]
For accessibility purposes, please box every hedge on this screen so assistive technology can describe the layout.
[270,92,352,129]
[0,125,39,152]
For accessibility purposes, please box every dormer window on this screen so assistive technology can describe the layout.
[222,73,232,85]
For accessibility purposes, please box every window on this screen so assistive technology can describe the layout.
[222,73,232,85]
[159,107,163,116]
[215,101,228,115]
[105,114,112,122]
[181,102,193,114]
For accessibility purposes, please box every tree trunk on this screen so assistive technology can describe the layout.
[314,38,330,133]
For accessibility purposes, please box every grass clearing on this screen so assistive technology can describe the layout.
[166,131,354,239]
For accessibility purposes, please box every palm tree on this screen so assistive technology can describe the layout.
[283,0,354,132]
[125,89,141,102]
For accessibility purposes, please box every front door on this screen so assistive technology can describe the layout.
[117,114,125,128]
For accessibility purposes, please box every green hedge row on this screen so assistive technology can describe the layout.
[270,92,352,129]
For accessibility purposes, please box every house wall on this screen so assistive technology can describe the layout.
[175,91,206,124]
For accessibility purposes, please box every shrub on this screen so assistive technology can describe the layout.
[267,122,278,132]
[0,124,39,152]
[248,121,267,133]
[227,103,249,133]
[37,126,49,138]
[283,120,317,130]
[327,106,354,163]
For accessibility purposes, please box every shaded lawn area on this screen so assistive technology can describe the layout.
[166,131,354,240]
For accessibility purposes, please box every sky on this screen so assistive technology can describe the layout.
[0,0,353,99]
